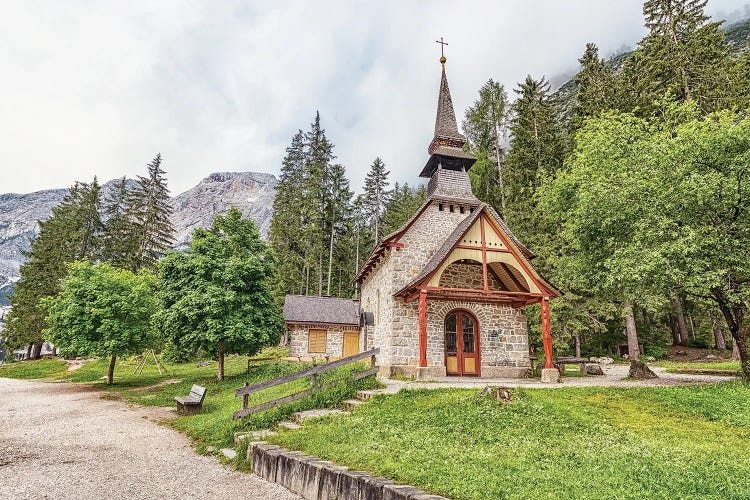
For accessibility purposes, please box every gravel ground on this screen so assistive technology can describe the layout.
[0,378,300,500]
[382,364,736,391]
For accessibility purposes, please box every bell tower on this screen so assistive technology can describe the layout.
[420,40,478,203]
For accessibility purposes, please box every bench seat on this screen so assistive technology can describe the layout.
[175,384,207,415]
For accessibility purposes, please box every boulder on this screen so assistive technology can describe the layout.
[585,364,605,376]
[590,356,614,365]
[629,360,658,379]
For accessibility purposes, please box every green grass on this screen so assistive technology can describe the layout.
[0,357,68,379]
[654,360,741,372]
[0,352,380,452]
[269,383,750,500]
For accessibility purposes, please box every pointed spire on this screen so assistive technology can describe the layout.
[420,50,476,179]
[434,65,463,141]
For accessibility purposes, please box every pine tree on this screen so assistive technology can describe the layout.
[382,183,426,236]
[361,157,390,244]
[463,79,510,213]
[125,154,175,271]
[270,130,308,297]
[101,177,136,268]
[5,180,102,353]
[619,0,733,115]
[504,76,565,244]
[572,43,617,129]
[325,164,354,296]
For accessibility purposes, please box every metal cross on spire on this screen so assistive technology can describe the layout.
[436,37,448,64]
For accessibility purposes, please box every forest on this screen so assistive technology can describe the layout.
[268,0,750,376]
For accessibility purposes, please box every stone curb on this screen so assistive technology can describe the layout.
[248,441,451,500]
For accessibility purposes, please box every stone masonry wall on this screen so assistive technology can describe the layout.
[288,324,360,358]
[438,262,503,290]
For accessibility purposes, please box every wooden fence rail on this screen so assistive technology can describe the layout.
[233,348,379,420]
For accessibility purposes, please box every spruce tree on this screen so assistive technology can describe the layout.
[382,183,425,236]
[5,180,102,353]
[361,157,390,244]
[572,43,617,129]
[270,130,308,297]
[463,79,510,213]
[101,177,136,268]
[325,164,354,297]
[619,0,733,115]
[504,76,565,244]
[125,154,175,271]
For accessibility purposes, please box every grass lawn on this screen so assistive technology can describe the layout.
[654,360,741,372]
[0,352,379,453]
[270,383,750,499]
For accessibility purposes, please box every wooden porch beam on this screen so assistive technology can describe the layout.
[418,290,427,367]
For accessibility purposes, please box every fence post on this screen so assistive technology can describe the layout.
[370,354,376,370]
[243,382,249,410]
[310,373,318,391]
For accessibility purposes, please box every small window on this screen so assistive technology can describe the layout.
[460,206,465,214]
[439,203,444,211]
[449,205,454,212]
[376,290,381,325]
[308,329,327,353]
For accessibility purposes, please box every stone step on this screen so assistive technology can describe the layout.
[292,409,348,424]
[277,421,302,431]
[343,399,364,411]
[251,429,278,440]
[356,390,382,400]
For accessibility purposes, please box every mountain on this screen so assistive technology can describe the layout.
[0,171,277,304]
[552,17,750,117]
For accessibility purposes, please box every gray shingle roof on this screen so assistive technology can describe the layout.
[283,295,360,326]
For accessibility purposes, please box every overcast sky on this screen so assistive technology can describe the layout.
[2,0,749,196]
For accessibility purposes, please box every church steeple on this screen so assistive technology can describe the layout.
[420,42,476,179]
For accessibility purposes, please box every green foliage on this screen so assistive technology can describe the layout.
[572,43,617,129]
[504,76,566,246]
[542,107,750,375]
[43,261,157,384]
[463,79,509,213]
[381,183,425,236]
[271,384,750,499]
[124,153,175,271]
[156,208,282,379]
[269,114,356,298]
[644,344,668,360]
[360,157,391,244]
[5,179,102,350]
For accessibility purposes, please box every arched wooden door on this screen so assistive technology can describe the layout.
[445,310,480,376]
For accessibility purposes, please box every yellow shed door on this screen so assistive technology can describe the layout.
[342,332,360,357]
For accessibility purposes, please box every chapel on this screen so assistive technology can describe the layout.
[284,51,559,380]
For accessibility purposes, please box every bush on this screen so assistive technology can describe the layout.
[689,338,710,349]
[644,344,668,360]
[161,341,199,364]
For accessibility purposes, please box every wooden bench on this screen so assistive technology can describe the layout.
[175,384,207,415]
[556,356,590,375]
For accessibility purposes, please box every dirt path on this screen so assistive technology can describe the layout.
[0,378,300,500]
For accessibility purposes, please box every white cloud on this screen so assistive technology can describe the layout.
[0,0,747,195]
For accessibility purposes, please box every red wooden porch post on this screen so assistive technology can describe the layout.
[541,296,554,369]
[419,290,427,367]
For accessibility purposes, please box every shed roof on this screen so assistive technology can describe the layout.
[283,295,360,326]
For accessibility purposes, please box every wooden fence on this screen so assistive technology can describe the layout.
[233,348,379,420]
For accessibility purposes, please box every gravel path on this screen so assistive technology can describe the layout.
[382,364,735,392]
[0,378,300,500]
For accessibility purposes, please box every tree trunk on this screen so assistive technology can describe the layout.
[217,342,225,381]
[711,313,727,351]
[107,355,116,385]
[733,340,741,361]
[31,342,43,360]
[624,301,640,360]
[671,295,690,346]
[574,335,581,358]
[669,315,681,346]
[25,344,32,360]
[714,295,749,378]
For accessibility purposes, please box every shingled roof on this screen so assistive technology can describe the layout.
[394,204,559,298]
[283,295,360,326]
